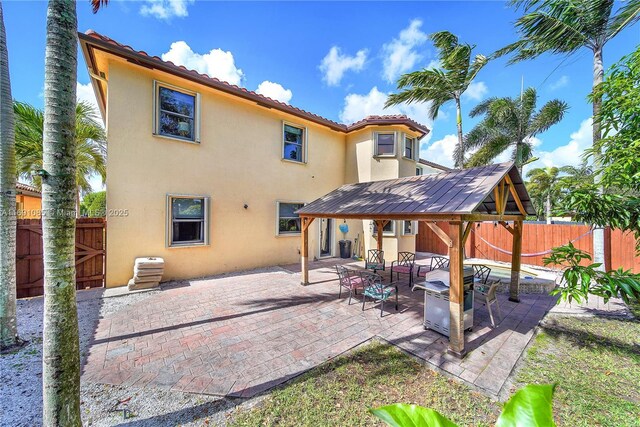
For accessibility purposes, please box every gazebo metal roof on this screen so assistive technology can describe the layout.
[297,162,534,220]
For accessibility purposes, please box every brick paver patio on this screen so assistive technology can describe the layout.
[82,259,561,398]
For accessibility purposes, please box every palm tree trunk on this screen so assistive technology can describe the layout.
[591,46,605,271]
[0,2,19,350]
[76,185,80,218]
[41,1,81,425]
[455,97,464,169]
[546,192,552,225]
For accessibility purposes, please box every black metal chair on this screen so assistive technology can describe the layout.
[361,272,398,317]
[365,249,385,274]
[335,265,365,305]
[417,255,449,278]
[391,252,416,286]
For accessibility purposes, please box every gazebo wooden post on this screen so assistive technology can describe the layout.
[447,220,465,357]
[300,216,315,286]
[375,220,384,252]
[509,220,523,302]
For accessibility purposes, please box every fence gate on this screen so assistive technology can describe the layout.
[16,218,106,298]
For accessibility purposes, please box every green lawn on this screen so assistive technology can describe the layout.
[230,316,640,427]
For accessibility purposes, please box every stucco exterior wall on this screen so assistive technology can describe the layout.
[16,194,41,219]
[105,60,346,286]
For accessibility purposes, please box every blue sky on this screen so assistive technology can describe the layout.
[5,0,640,175]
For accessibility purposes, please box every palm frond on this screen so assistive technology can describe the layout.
[91,0,109,14]
[465,135,512,167]
[607,0,640,41]
[529,99,568,134]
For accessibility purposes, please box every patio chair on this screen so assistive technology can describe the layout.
[417,255,449,278]
[361,272,398,317]
[472,264,491,286]
[475,280,502,327]
[335,265,365,305]
[391,252,416,286]
[364,249,385,274]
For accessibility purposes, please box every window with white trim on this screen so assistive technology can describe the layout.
[404,136,417,160]
[416,166,423,176]
[372,220,396,236]
[167,195,209,246]
[374,132,395,156]
[402,220,418,235]
[154,82,199,142]
[283,123,306,163]
[277,202,305,235]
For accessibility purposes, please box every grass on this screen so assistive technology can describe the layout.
[229,341,499,426]
[515,316,640,427]
[230,316,640,427]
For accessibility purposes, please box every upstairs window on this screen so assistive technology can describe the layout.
[404,136,416,160]
[416,167,423,176]
[283,123,306,163]
[277,202,305,235]
[155,82,199,142]
[167,195,209,246]
[374,132,395,156]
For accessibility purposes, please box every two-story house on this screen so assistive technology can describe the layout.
[79,31,449,287]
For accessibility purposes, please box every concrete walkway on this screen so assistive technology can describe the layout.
[81,257,569,398]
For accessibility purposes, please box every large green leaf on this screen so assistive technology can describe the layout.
[496,384,556,427]
[370,404,458,427]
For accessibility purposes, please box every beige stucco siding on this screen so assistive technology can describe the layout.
[105,60,346,286]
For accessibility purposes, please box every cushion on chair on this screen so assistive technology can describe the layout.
[364,287,394,300]
[366,263,383,269]
[392,265,412,274]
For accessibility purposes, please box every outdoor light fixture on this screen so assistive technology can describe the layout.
[244,204,248,209]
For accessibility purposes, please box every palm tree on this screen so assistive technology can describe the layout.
[463,87,567,171]
[41,0,82,424]
[497,0,640,266]
[527,165,584,223]
[386,31,488,168]
[14,101,106,217]
[497,0,640,150]
[0,2,19,350]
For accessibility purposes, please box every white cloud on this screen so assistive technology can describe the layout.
[421,134,457,168]
[161,41,244,86]
[549,75,569,91]
[524,118,592,175]
[76,82,99,112]
[339,86,435,127]
[320,46,367,86]
[381,19,428,83]
[140,0,194,20]
[255,81,293,104]
[463,81,488,101]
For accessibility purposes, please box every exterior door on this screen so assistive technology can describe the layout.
[319,218,333,258]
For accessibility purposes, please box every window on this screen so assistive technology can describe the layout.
[374,132,395,156]
[283,123,306,163]
[372,220,396,236]
[416,167,423,176]
[404,136,416,159]
[167,195,209,246]
[402,220,418,235]
[277,202,305,235]
[154,82,199,142]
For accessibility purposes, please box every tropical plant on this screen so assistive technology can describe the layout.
[0,1,19,350]
[549,47,640,305]
[497,0,640,267]
[371,384,556,427]
[386,31,488,169]
[463,88,567,171]
[526,165,578,222]
[544,243,640,304]
[41,0,82,424]
[14,100,106,217]
[80,190,106,217]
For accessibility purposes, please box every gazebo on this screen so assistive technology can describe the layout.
[296,162,536,356]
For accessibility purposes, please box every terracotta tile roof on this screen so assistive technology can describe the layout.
[79,31,430,137]
[16,182,40,195]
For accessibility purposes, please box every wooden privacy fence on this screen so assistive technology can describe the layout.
[417,221,639,273]
[16,218,106,298]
